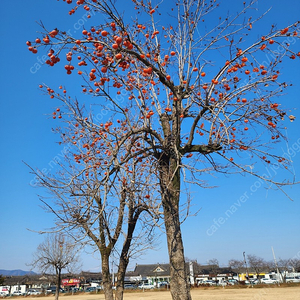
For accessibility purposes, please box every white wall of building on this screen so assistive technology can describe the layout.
[10,285,26,294]
[0,286,10,295]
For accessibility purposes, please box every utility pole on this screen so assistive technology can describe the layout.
[189,261,195,286]
[272,246,282,284]
[243,252,251,286]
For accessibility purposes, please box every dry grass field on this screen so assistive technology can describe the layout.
[25,285,300,300]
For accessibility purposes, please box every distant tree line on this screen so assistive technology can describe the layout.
[201,254,300,282]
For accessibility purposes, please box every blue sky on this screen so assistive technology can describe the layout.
[0,0,299,273]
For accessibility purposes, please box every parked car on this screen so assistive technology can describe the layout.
[198,280,213,286]
[221,279,238,286]
[208,280,218,286]
[196,280,205,286]
[124,284,137,290]
[11,291,24,296]
[228,279,238,285]
[46,286,65,294]
[27,289,41,295]
[138,283,155,289]
[250,279,260,285]
[244,279,259,285]
[157,281,169,288]
[0,292,7,298]
[286,276,300,283]
[85,287,98,292]
[260,278,278,284]
[200,280,217,286]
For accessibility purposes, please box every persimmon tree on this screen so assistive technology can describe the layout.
[28,0,300,299]
[29,106,160,300]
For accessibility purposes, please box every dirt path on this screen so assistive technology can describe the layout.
[24,286,300,300]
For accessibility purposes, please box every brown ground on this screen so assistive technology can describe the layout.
[25,286,300,300]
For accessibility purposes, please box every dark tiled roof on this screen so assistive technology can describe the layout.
[3,274,56,286]
[194,264,234,275]
[79,271,102,281]
[134,264,171,277]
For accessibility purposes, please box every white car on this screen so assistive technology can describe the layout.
[138,283,155,289]
[12,291,23,296]
[206,280,218,285]
[27,289,41,295]
[227,279,238,285]
[260,278,278,284]
[0,292,7,298]
[245,279,259,285]
[286,276,300,283]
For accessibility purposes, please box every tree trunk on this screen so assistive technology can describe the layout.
[115,234,133,300]
[159,158,192,300]
[115,257,127,300]
[115,206,141,300]
[55,268,61,300]
[101,253,114,300]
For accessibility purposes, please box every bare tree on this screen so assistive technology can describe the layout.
[27,0,300,299]
[208,259,219,266]
[247,254,267,281]
[228,259,245,280]
[275,258,290,282]
[288,258,300,273]
[30,234,81,300]
[272,257,300,282]
[207,259,219,283]
[30,141,160,300]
